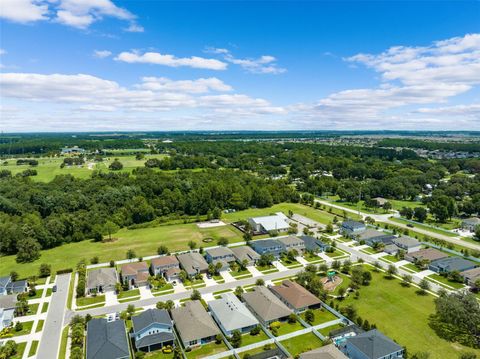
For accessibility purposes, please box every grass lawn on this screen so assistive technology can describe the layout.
[58,326,69,359]
[28,340,39,357]
[76,295,106,307]
[324,196,382,215]
[183,278,205,288]
[280,332,324,357]
[212,289,232,296]
[212,274,225,284]
[255,264,279,274]
[360,247,377,254]
[390,218,458,238]
[144,349,176,358]
[272,320,304,336]
[427,274,466,290]
[10,320,34,336]
[46,288,52,297]
[389,199,426,211]
[28,288,44,300]
[185,340,228,358]
[400,263,421,273]
[324,249,348,258]
[117,288,140,299]
[380,255,400,263]
[41,302,49,313]
[26,303,39,316]
[279,257,302,268]
[36,319,44,332]
[337,268,473,358]
[230,269,253,278]
[303,252,324,263]
[300,308,338,326]
[318,323,344,336]
[240,329,270,346]
[238,344,281,358]
[10,342,27,359]
[0,222,243,278]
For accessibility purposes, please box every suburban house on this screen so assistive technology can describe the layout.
[242,285,292,325]
[61,146,86,155]
[150,256,180,281]
[461,217,480,232]
[392,236,422,253]
[373,197,388,207]
[121,262,150,289]
[205,247,236,271]
[343,329,404,359]
[299,235,331,252]
[299,344,347,359]
[357,230,396,247]
[231,246,261,266]
[383,244,401,255]
[329,325,365,342]
[461,267,480,287]
[277,236,305,253]
[0,276,28,296]
[428,256,477,274]
[208,292,259,336]
[404,248,448,264]
[0,295,17,331]
[131,309,175,352]
[86,318,130,359]
[248,212,290,233]
[250,239,284,258]
[171,300,221,348]
[176,252,209,277]
[86,268,117,294]
[341,221,366,236]
[269,280,321,313]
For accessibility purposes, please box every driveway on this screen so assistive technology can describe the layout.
[36,273,71,359]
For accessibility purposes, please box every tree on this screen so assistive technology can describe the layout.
[102,221,119,241]
[305,309,315,324]
[165,300,175,311]
[218,237,229,246]
[9,271,19,281]
[459,353,477,359]
[39,264,51,278]
[401,274,412,287]
[383,201,392,212]
[188,240,197,250]
[126,304,135,318]
[326,223,334,233]
[15,321,23,332]
[413,207,428,222]
[474,225,480,242]
[255,278,265,286]
[418,279,430,295]
[231,330,242,348]
[258,254,274,267]
[288,313,297,323]
[373,261,381,272]
[90,256,99,264]
[109,159,123,171]
[386,264,397,279]
[234,286,244,298]
[338,287,346,298]
[126,249,136,259]
[190,289,201,300]
[400,207,414,219]
[16,237,41,263]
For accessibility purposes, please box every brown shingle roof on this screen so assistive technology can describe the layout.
[408,248,448,262]
[121,261,149,276]
[270,280,321,309]
[151,256,179,267]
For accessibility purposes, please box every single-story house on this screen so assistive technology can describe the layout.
[392,236,422,253]
[461,217,480,232]
[231,246,261,266]
[404,248,448,264]
[299,235,331,252]
[373,197,388,207]
[277,236,305,254]
[357,230,396,247]
[461,267,480,287]
[0,295,17,331]
[132,309,174,352]
[87,268,117,294]
[208,292,259,336]
[86,318,130,359]
[121,262,149,289]
[176,252,209,277]
[242,286,292,326]
[250,239,284,258]
[343,329,404,359]
[205,247,236,268]
[150,256,180,279]
[248,213,290,233]
[0,276,28,296]
[383,244,400,255]
[428,256,477,274]
[171,300,221,348]
[299,344,347,359]
[269,280,321,313]
[341,221,367,236]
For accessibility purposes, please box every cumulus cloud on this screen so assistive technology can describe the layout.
[207,47,286,74]
[114,51,228,70]
[0,0,140,30]
[136,77,232,93]
[93,50,112,58]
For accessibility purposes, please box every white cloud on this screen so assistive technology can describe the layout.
[0,0,140,30]
[114,51,228,70]
[0,0,49,23]
[207,47,286,74]
[93,50,112,58]
[136,77,232,93]
[0,49,6,56]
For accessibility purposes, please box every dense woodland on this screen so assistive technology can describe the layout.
[2,136,480,262]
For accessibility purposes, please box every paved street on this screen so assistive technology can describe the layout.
[37,274,71,359]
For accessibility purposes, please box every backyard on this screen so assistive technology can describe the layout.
[279,332,324,357]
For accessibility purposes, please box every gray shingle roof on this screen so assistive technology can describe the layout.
[231,246,261,262]
[430,256,477,272]
[171,300,220,343]
[242,286,291,322]
[251,239,283,250]
[86,318,130,359]
[176,252,209,276]
[135,332,175,349]
[299,344,347,359]
[87,268,117,289]
[347,329,402,359]
[393,236,420,248]
[208,292,259,332]
[132,309,172,333]
[0,294,17,310]
[205,247,234,258]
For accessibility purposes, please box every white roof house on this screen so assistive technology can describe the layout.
[208,293,259,336]
[248,212,290,233]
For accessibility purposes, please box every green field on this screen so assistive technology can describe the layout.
[338,268,474,358]
[1,154,167,182]
[389,199,426,211]
[280,332,324,357]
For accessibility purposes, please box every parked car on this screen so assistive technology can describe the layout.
[52,285,57,293]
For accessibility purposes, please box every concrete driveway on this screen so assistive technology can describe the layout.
[36,274,71,359]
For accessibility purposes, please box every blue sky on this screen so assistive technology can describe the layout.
[1,0,479,131]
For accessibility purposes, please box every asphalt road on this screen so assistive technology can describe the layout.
[37,273,71,359]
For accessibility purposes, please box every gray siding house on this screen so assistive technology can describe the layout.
[87,268,117,294]
[277,236,305,253]
[242,286,292,325]
[132,309,174,352]
[344,329,404,359]
[428,257,477,274]
[250,240,284,258]
[231,246,261,266]
[176,252,209,277]
[86,318,130,359]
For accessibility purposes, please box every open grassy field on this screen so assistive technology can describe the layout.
[337,268,475,358]
[389,199,426,211]
[390,217,458,238]
[1,154,167,182]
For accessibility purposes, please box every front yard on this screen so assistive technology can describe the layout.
[255,264,279,274]
[76,295,105,307]
[303,251,324,263]
[117,288,140,300]
[230,268,253,278]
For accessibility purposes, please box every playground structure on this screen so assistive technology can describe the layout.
[321,270,343,291]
